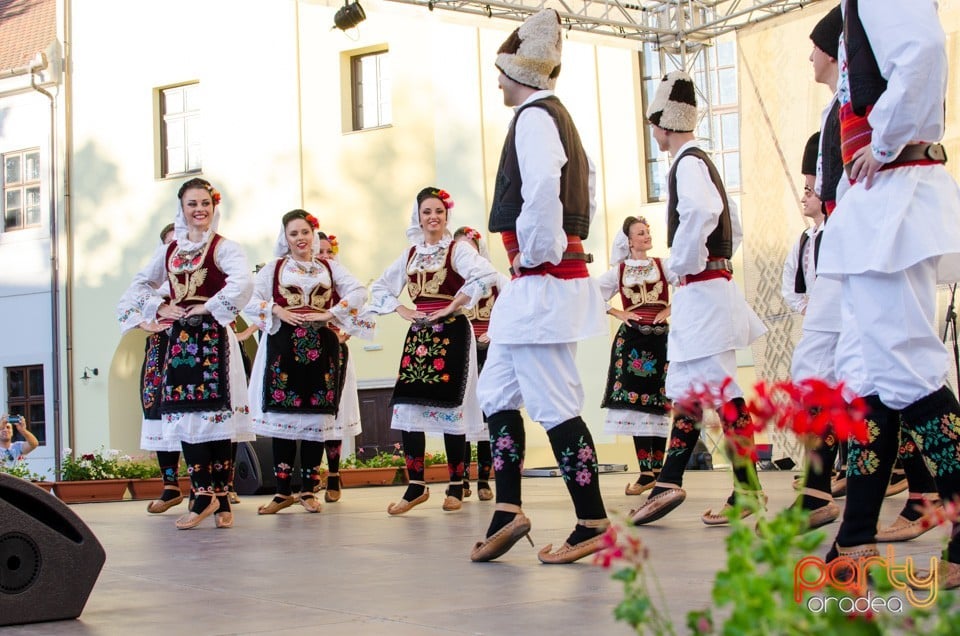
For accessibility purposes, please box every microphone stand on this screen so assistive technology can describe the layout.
[943,283,959,394]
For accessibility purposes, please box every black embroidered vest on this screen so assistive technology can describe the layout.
[666,147,732,259]
[489,96,590,239]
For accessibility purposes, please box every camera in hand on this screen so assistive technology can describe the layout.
[8,415,20,424]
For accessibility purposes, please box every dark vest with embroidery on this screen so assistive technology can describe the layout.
[843,0,887,117]
[165,234,227,306]
[488,96,590,239]
[618,259,669,323]
[405,244,466,303]
[666,148,732,259]
[271,257,336,311]
[794,231,823,294]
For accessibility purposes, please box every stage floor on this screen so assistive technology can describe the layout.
[8,471,949,635]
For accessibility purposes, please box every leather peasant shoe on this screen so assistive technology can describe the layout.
[257,494,296,515]
[470,513,533,562]
[324,473,341,503]
[876,514,937,542]
[538,522,612,565]
[805,501,841,530]
[214,512,234,529]
[477,483,494,501]
[885,472,909,497]
[387,488,430,516]
[831,543,880,590]
[175,497,218,530]
[830,475,847,498]
[625,480,654,496]
[630,486,686,525]
[442,495,462,512]
[701,493,767,526]
[913,559,960,591]
[299,493,322,513]
[228,491,241,505]
[462,480,473,498]
[146,487,184,514]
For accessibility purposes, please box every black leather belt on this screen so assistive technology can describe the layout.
[179,315,205,327]
[704,259,733,272]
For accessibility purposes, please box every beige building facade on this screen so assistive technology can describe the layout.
[3,0,959,476]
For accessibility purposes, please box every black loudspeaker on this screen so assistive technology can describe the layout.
[233,439,302,496]
[0,474,106,626]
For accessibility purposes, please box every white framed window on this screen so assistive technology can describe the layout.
[694,39,741,191]
[2,149,41,232]
[159,83,201,177]
[640,36,741,201]
[350,50,391,131]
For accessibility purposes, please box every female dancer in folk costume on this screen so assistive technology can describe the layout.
[452,226,508,502]
[596,216,674,496]
[117,222,189,514]
[368,187,498,514]
[314,230,368,503]
[121,178,254,529]
[245,211,372,514]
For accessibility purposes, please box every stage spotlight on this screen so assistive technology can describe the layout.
[334,1,366,31]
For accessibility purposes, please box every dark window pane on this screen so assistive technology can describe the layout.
[8,369,24,398]
[28,367,43,397]
[28,404,45,445]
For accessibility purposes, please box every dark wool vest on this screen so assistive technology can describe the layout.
[794,231,823,294]
[666,147,732,259]
[844,0,887,117]
[488,96,590,239]
[820,100,843,207]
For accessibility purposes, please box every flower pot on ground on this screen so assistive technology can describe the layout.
[339,467,403,488]
[422,464,450,483]
[127,478,167,500]
[54,479,129,503]
[31,480,54,493]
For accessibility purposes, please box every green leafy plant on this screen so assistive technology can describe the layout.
[114,455,161,479]
[342,448,405,469]
[424,450,447,466]
[0,459,49,481]
[60,447,123,480]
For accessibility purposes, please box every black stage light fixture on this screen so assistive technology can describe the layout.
[334,1,366,31]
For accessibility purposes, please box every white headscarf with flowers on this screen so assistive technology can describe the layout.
[173,183,222,251]
[405,188,455,246]
[273,212,321,258]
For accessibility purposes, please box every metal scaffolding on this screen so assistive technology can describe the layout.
[383,0,828,46]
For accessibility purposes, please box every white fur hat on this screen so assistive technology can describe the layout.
[495,9,563,91]
[646,70,698,133]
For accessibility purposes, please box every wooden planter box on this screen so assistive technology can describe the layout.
[127,478,167,500]
[54,479,129,503]
[339,467,403,488]
[422,464,451,483]
[31,480,55,493]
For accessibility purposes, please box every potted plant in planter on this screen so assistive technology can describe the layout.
[339,448,405,487]
[0,459,53,492]
[116,454,165,499]
[422,450,449,483]
[55,448,130,503]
